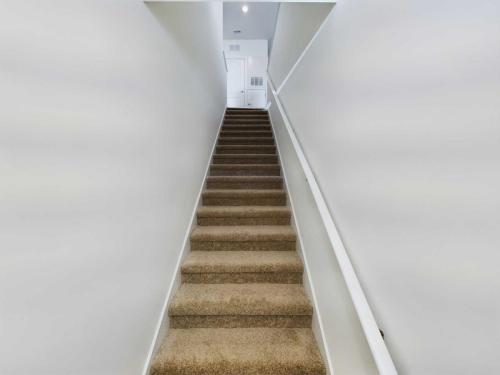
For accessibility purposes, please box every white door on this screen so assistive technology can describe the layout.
[226,58,245,108]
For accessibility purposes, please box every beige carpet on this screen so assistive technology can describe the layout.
[150,108,326,375]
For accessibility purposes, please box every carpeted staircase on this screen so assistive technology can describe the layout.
[150,108,326,375]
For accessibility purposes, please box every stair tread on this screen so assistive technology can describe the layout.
[202,189,286,208]
[225,114,269,116]
[151,328,325,375]
[216,145,276,153]
[224,121,269,123]
[220,136,274,139]
[198,205,290,217]
[213,153,277,157]
[221,130,272,134]
[191,225,296,241]
[210,163,280,167]
[222,126,271,130]
[217,145,275,149]
[219,137,274,141]
[207,175,282,181]
[182,250,302,274]
[170,283,311,316]
[205,177,284,192]
[213,154,278,164]
[203,189,285,196]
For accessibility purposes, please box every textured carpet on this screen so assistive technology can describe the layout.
[150,108,326,374]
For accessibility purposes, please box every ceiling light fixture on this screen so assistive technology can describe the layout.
[242,5,249,13]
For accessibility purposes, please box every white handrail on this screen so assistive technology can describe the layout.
[222,50,228,72]
[268,78,398,375]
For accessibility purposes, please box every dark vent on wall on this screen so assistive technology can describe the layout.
[250,76,264,87]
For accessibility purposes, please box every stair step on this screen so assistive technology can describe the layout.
[216,145,276,154]
[213,154,278,165]
[206,176,282,190]
[181,251,302,283]
[197,206,290,225]
[218,137,274,145]
[169,283,312,328]
[202,189,286,206]
[226,109,267,114]
[190,225,296,251]
[224,119,270,125]
[220,130,273,138]
[225,115,269,120]
[210,164,280,176]
[150,328,326,375]
[222,124,271,131]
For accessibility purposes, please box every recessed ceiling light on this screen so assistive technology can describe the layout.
[242,5,249,13]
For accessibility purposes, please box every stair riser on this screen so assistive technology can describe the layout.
[224,120,270,125]
[181,272,302,284]
[224,116,271,125]
[210,166,280,176]
[225,114,269,118]
[202,196,286,206]
[226,110,267,114]
[206,180,283,189]
[223,120,268,123]
[220,131,273,138]
[152,362,325,375]
[218,138,274,145]
[197,216,290,226]
[170,315,311,329]
[222,125,271,131]
[216,146,276,154]
[213,155,278,164]
[191,241,296,251]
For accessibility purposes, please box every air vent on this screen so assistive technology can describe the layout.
[250,76,264,87]
[233,30,241,34]
[229,44,240,51]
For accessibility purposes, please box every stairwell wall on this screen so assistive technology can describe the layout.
[268,2,334,89]
[0,1,225,375]
[268,0,500,373]
[269,85,379,375]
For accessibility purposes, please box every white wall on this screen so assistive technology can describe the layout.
[269,0,500,373]
[269,88,378,375]
[0,1,225,374]
[268,2,333,89]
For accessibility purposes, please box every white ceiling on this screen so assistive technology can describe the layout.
[223,3,280,42]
